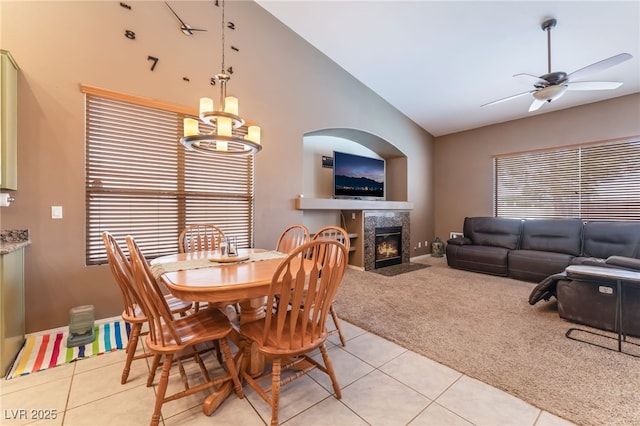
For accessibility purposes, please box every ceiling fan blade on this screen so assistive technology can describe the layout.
[528,98,546,112]
[513,73,548,86]
[568,53,633,81]
[481,90,533,108]
[566,81,623,91]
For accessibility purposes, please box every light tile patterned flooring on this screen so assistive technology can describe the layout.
[0,318,576,426]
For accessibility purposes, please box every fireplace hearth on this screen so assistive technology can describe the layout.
[375,226,402,268]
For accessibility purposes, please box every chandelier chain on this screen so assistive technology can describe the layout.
[220,0,226,74]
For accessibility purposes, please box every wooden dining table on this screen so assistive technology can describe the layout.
[151,247,290,415]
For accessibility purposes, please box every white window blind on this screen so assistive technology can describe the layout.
[85,89,255,265]
[495,137,640,220]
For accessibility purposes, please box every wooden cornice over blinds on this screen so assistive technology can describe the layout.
[84,88,255,265]
[494,136,640,220]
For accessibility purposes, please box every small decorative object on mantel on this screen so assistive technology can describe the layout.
[431,237,444,257]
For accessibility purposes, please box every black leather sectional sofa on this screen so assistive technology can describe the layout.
[446,217,640,336]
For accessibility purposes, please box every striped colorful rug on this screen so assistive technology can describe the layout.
[6,321,130,379]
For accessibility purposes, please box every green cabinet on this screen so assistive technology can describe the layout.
[0,248,25,377]
[1,50,18,190]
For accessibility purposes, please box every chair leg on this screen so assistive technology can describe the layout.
[150,353,173,426]
[218,338,244,399]
[330,304,347,347]
[121,322,141,384]
[319,343,342,399]
[147,354,162,387]
[270,358,281,426]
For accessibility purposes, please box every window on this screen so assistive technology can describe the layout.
[495,137,640,220]
[84,86,255,265]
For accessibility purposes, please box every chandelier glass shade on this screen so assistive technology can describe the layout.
[180,0,261,156]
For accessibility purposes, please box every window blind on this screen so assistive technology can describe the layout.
[495,137,640,221]
[85,91,255,265]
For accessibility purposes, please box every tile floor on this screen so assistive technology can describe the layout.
[0,318,576,426]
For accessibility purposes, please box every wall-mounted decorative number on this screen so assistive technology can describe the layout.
[147,56,159,71]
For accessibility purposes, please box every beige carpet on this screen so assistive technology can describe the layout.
[334,256,640,426]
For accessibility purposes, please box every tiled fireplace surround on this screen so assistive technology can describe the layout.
[363,211,410,271]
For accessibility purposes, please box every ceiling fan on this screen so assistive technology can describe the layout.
[482,18,632,112]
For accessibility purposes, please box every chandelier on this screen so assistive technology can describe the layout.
[180,0,261,156]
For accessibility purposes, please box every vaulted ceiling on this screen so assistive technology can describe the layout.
[257,1,640,137]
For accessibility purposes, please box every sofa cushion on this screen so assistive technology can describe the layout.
[508,250,574,283]
[582,221,640,258]
[463,217,522,250]
[520,218,583,256]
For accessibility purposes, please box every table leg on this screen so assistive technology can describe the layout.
[202,382,233,416]
[239,296,267,377]
[202,297,268,416]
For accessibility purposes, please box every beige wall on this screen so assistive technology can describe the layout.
[0,1,434,332]
[433,93,640,241]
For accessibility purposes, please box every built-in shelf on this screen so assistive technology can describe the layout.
[295,198,413,211]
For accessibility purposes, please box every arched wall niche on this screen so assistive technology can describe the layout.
[301,127,409,233]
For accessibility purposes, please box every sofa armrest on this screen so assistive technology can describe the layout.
[447,237,472,246]
[606,256,640,271]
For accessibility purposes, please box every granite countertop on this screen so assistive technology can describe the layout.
[0,229,31,255]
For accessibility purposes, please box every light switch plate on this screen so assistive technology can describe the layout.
[52,206,63,219]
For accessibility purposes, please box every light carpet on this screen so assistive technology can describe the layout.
[6,321,129,379]
[334,256,640,426]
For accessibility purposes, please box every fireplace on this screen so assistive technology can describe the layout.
[375,226,402,268]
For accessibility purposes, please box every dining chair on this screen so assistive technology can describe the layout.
[101,231,193,385]
[311,226,351,346]
[179,223,226,253]
[126,235,244,426]
[275,224,310,254]
[178,223,235,316]
[239,239,348,426]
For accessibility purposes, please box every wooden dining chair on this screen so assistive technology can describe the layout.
[311,226,351,346]
[179,223,226,253]
[101,231,193,385]
[179,223,232,315]
[275,224,310,254]
[239,239,348,426]
[126,235,244,426]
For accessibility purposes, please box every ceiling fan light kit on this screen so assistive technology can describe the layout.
[532,85,567,102]
[481,17,632,112]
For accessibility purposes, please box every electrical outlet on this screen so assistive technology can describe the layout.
[418,242,421,248]
[425,240,428,246]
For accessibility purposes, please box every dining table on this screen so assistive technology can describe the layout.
[150,247,290,415]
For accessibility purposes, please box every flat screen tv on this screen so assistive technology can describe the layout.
[333,151,385,200]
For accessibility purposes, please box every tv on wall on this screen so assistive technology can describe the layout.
[333,151,385,200]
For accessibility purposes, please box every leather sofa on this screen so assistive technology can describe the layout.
[446,216,584,282]
[446,217,640,336]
